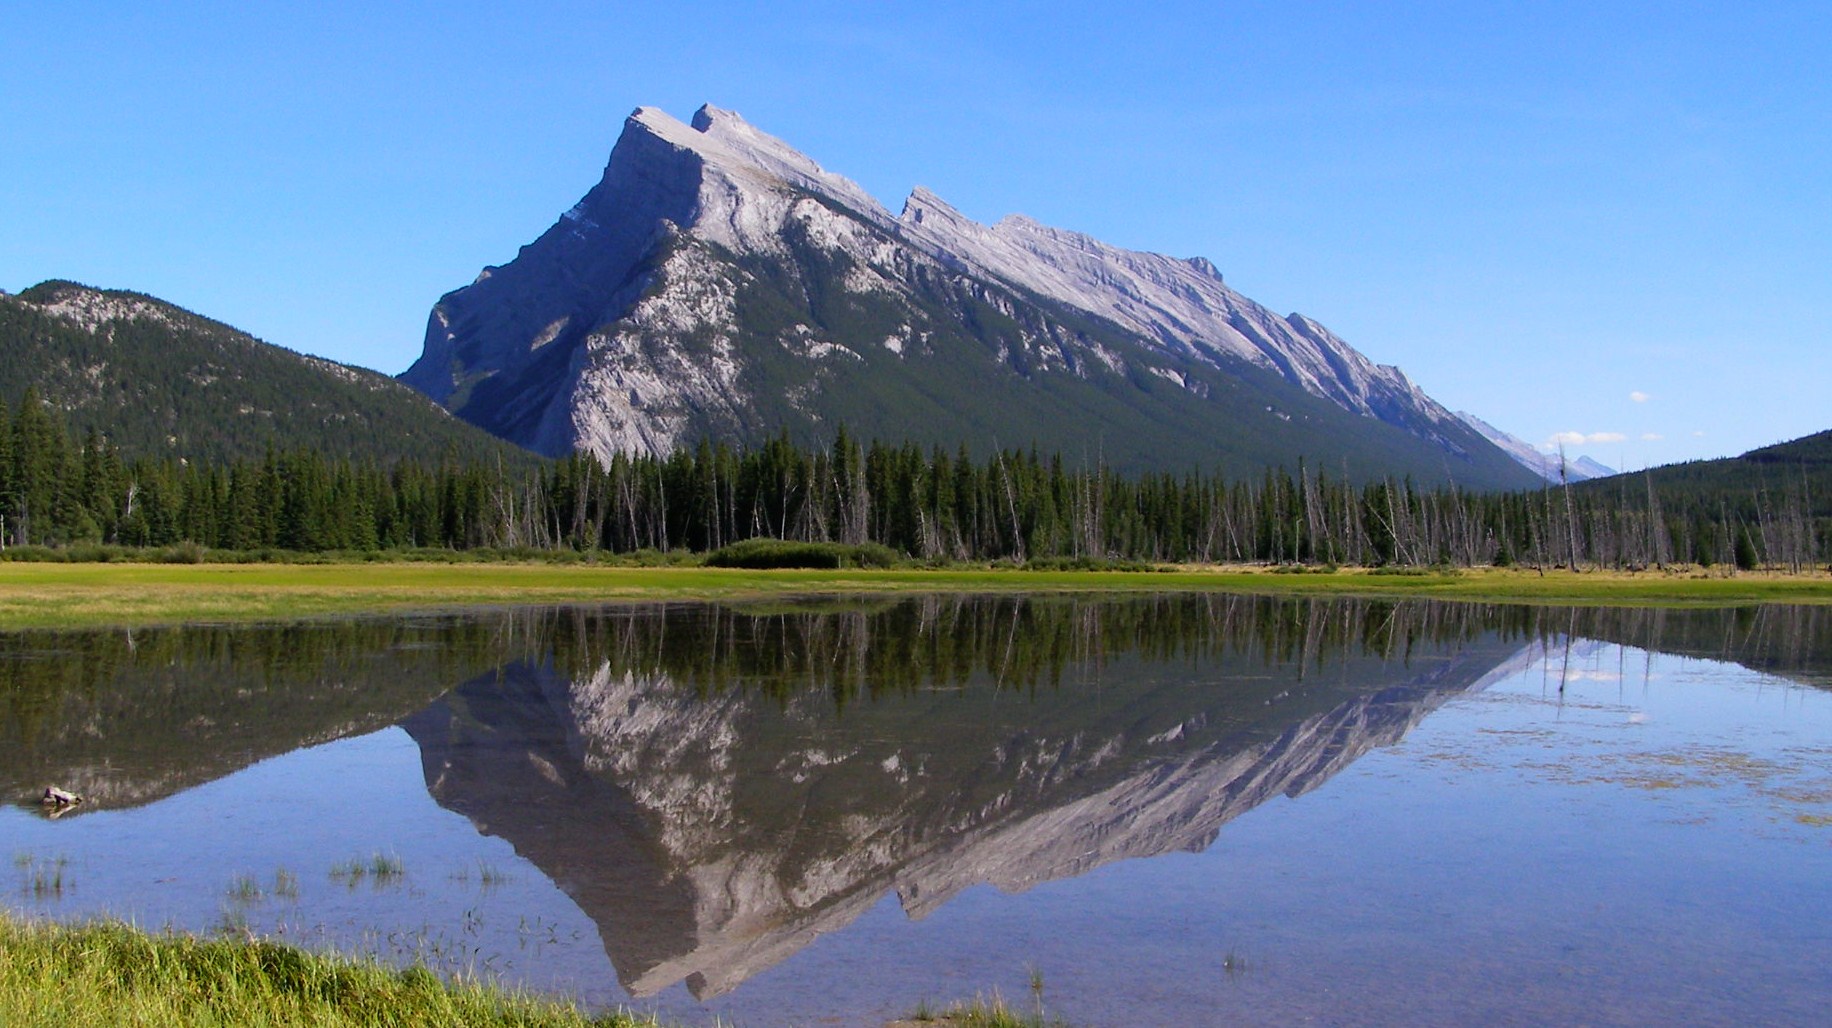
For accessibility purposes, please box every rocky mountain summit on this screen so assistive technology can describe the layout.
[1457,411,1616,482]
[403,104,1535,486]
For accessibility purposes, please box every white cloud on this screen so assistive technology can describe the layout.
[1692,430,1707,437]
[1641,433,1663,441]
[1629,390,1650,403]
[1548,431,1626,448]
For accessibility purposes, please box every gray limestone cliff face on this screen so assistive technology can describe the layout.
[400,111,707,451]
[401,103,1534,486]
[895,194,1458,439]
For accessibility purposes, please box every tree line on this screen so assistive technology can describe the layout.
[1,390,1824,569]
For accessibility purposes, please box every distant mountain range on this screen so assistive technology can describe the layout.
[401,104,1539,488]
[1456,411,1616,482]
[19,106,1799,497]
[0,281,532,466]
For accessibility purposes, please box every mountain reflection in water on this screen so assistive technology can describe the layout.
[399,594,1542,998]
[6,596,1832,1017]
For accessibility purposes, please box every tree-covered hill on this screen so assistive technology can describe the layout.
[1744,430,1832,469]
[1580,429,1832,517]
[0,281,536,467]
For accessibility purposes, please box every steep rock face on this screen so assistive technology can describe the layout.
[404,104,1535,486]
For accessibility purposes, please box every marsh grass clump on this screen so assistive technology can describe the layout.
[16,855,71,900]
[368,852,406,881]
[896,992,1071,1027]
[329,859,366,886]
[0,913,655,1026]
[226,873,264,904]
[467,859,512,890]
[332,853,406,889]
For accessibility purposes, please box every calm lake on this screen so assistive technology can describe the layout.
[4,595,1831,1026]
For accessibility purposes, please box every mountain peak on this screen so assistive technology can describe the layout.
[620,103,891,226]
[689,103,745,133]
[401,102,1536,487]
[1455,412,1616,482]
[1184,256,1223,281]
[899,186,977,232]
[16,280,187,333]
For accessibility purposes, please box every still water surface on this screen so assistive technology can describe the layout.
[4,596,1831,1025]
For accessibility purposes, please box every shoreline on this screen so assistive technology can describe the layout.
[0,913,1049,1027]
[0,561,1828,631]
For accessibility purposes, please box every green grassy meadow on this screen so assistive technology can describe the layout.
[0,561,1827,630]
[0,915,648,1028]
[0,914,1060,1027]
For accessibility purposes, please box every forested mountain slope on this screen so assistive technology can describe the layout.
[1579,429,1832,517]
[1,281,535,467]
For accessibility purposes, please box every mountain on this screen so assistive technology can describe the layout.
[1588,427,1832,516]
[403,104,1538,488]
[1744,428,1832,468]
[1456,411,1615,482]
[0,281,536,466]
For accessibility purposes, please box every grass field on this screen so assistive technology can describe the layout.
[0,914,650,1027]
[0,914,1057,1027]
[0,561,1827,630]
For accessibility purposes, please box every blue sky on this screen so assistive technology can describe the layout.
[4,2,1826,469]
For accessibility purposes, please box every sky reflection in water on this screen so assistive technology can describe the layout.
[3,598,1830,1026]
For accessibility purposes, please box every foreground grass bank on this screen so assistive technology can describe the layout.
[0,915,1062,1028]
[0,915,646,1027]
[0,561,1829,630]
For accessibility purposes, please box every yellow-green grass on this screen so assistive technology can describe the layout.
[891,993,1068,1027]
[0,914,651,1027]
[0,562,1828,630]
